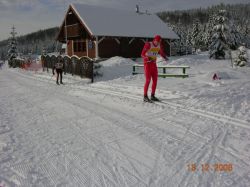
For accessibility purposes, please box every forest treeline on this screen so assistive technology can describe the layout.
[1,3,249,60]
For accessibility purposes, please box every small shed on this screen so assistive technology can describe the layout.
[57,3,179,59]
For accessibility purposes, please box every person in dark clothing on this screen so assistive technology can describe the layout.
[53,59,64,85]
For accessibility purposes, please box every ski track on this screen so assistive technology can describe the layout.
[86,83,250,129]
[0,68,250,186]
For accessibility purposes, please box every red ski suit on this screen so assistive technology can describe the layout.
[141,41,167,96]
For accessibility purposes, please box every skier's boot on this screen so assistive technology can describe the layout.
[143,95,153,103]
[60,81,63,85]
[151,94,160,102]
[56,81,59,85]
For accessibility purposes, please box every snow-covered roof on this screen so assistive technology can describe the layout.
[71,3,179,40]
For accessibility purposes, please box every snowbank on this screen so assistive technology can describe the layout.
[95,56,135,81]
[99,56,134,67]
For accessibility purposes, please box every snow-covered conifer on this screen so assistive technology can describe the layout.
[191,19,201,51]
[8,26,18,59]
[8,26,18,67]
[205,15,216,48]
[228,21,242,50]
[234,45,248,67]
[209,10,228,59]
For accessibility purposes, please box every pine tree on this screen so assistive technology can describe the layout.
[169,23,183,55]
[206,14,216,49]
[234,45,248,67]
[186,29,192,47]
[175,20,186,55]
[185,29,193,54]
[42,45,47,56]
[1,51,5,62]
[228,20,242,50]
[242,21,250,48]
[8,26,18,65]
[209,10,228,59]
[199,24,207,50]
[191,19,201,51]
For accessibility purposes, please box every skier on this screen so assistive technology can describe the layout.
[52,59,64,85]
[141,35,168,102]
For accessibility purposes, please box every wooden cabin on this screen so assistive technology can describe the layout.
[56,4,179,59]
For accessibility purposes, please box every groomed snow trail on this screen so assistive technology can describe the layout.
[0,67,250,187]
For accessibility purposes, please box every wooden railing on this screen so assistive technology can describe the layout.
[132,64,190,78]
[41,55,94,82]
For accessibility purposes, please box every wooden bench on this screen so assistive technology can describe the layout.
[132,64,190,78]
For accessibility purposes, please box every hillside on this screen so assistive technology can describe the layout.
[157,3,250,27]
[0,27,59,59]
[1,3,249,61]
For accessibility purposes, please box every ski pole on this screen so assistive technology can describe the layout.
[157,60,168,63]
[49,74,54,82]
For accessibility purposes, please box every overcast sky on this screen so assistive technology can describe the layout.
[0,0,249,41]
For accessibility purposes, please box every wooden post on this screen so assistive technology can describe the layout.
[65,16,68,55]
[133,65,135,74]
[47,58,49,72]
[91,61,94,83]
[86,38,89,57]
[95,36,99,59]
[166,39,171,57]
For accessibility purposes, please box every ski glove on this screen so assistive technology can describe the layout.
[144,57,154,63]
[162,55,168,61]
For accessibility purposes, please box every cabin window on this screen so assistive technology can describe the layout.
[73,40,86,52]
[88,40,93,49]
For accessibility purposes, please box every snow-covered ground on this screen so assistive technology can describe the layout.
[0,52,250,187]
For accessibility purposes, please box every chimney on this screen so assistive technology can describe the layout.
[136,4,139,13]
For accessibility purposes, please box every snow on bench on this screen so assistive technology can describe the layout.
[132,64,190,78]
